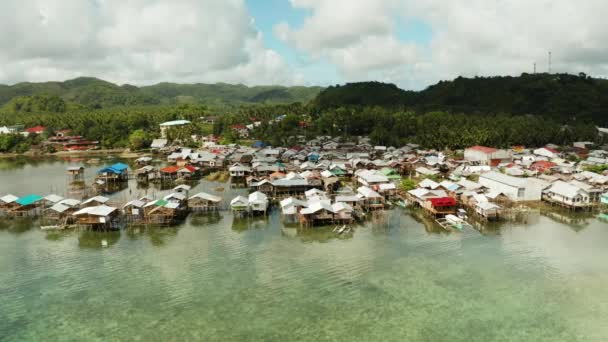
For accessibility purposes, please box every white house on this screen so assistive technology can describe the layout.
[479,171,548,202]
[248,191,269,213]
[533,147,560,159]
[464,146,512,165]
[544,181,592,208]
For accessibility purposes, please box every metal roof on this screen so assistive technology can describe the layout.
[16,194,43,206]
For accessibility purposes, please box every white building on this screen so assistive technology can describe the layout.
[479,171,548,202]
[464,146,512,165]
[533,147,560,159]
[544,181,592,208]
[160,120,191,138]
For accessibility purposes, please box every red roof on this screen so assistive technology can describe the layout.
[428,197,457,207]
[531,161,557,170]
[543,146,559,153]
[160,166,179,174]
[179,165,197,172]
[467,145,497,154]
[231,124,246,130]
[25,125,46,134]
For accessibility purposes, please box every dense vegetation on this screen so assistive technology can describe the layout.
[0,73,606,152]
[240,106,601,149]
[314,73,608,125]
[0,77,323,110]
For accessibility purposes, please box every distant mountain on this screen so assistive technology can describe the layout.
[0,77,324,111]
[312,73,608,124]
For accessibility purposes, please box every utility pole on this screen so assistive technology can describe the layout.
[533,62,536,74]
[548,51,552,73]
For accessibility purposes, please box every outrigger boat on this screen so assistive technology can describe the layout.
[435,215,472,231]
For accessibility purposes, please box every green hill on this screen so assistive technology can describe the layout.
[312,73,608,124]
[0,77,324,111]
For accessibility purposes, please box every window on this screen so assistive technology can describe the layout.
[517,188,525,198]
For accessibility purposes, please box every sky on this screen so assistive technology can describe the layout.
[1,0,607,90]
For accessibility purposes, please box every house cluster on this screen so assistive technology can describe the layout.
[406,143,608,221]
[0,184,224,229]
[0,125,99,151]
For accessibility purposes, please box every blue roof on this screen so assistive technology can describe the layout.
[16,194,43,206]
[252,141,267,148]
[98,163,129,174]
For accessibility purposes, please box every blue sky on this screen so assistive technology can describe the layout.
[1,1,606,88]
[245,0,340,86]
[244,0,435,88]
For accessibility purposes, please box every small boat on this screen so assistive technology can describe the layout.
[395,200,407,208]
[457,209,468,220]
[598,213,608,222]
[40,225,61,231]
[445,215,466,231]
[332,225,340,232]
[101,239,109,248]
[337,225,347,234]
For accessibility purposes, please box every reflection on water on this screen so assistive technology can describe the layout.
[0,218,36,235]
[1,157,608,341]
[78,230,121,249]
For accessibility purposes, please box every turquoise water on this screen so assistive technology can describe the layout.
[1,158,608,341]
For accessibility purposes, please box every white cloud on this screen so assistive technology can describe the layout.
[277,0,608,89]
[0,0,299,85]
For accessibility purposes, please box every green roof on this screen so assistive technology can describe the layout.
[16,194,43,206]
[379,168,397,176]
[155,199,169,207]
[331,168,346,176]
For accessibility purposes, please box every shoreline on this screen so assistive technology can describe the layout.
[0,149,144,159]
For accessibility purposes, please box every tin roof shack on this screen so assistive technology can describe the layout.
[479,171,548,202]
[248,192,269,215]
[188,192,222,212]
[534,146,560,159]
[122,200,146,223]
[357,186,385,211]
[146,202,183,225]
[95,163,129,192]
[72,205,119,230]
[176,165,198,180]
[82,196,110,208]
[230,196,250,218]
[543,181,594,210]
[299,200,335,226]
[270,175,311,198]
[280,197,308,222]
[0,194,19,215]
[159,166,179,182]
[422,197,457,217]
[229,163,252,186]
[135,166,158,183]
[11,194,44,217]
[44,203,78,224]
[464,146,512,166]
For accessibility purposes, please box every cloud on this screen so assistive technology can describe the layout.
[0,0,299,85]
[277,0,608,89]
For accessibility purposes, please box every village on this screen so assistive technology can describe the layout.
[2,118,608,235]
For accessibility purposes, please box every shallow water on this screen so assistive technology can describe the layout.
[1,157,608,341]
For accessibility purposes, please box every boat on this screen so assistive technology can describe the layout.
[337,225,347,234]
[101,239,109,248]
[445,215,466,231]
[598,213,608,222]
[395,200,407,208]
[457,209,468,220]
[40,225,62,231]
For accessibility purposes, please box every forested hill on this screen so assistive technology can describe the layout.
[0,77,323,111]
[313,73,608,124]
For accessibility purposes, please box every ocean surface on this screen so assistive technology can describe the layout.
[1,157,607,341]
